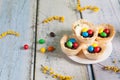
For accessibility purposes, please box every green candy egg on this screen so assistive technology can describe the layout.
[39,39,45,44]
[100,32,107,37]
[66,41,73,48]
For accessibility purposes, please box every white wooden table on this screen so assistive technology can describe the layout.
[0,0,120,80]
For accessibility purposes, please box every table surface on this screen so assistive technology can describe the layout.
[0,0,120,80]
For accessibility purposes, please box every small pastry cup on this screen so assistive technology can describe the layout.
[60,34,83,56]
[96,24,116,42]
[82,41,106,60]
[72,19,98,44]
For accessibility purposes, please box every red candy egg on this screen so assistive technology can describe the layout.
[24,44,29,50]
[94,46,101,53]
[87,29,93,35]
[73,42,79,49]
[104,28,110,34]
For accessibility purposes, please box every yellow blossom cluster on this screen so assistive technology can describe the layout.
[76,0,99,12]
[103,66,120,73]
[0,30,20,39]
[42,16,64,24]
[41,65,73,80]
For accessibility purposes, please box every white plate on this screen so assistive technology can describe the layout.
[68,42,112,64]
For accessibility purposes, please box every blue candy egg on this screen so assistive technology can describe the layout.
[68,38,76,43]
[82,32,88,37]
[88,46,94,53]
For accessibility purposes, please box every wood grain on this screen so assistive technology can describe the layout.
[0,0,37,80]
[35,0,89,80]
[81,0,120,80]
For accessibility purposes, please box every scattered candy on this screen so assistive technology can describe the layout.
[65,38,79,49]
[40,47,46,53]
[47,46,55,52]
[0,30,20,39]
[39,39,45,44]
[41,65,73,80]
[50,32,56,37]
[24,44,29,50]
[42,16,64,24]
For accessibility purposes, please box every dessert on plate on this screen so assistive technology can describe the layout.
[82,41,106,60]
[60,35,83,56]
[96,24,116,42]
[60,19,116,63]
[72,19,98,44]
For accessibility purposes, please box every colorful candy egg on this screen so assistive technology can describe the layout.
[92,43,98,47]
[88,46,94,53]
[66,41,73,48]
[68,38,76,43]
[94,46,101,53]
[24,44,29,50]
[39,39,45,44]
[87,29,93,35]
[103,28,110,34]
[82,28,88,32]
[82,32,89,37]
[73,42,79,49]
[100,32,107,37]
[99,28,104,33]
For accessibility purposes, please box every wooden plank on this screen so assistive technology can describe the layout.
[35,0,89,80]
[0,0,37,80]
[80,0,120,80]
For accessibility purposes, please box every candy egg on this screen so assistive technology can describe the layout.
[39,39,45,44]
[92,43,98,47]
[40,47,46,53]
[47,46,55,52]
[73,42,79,49]
[81,28,88,32]
[100,32,107,37]
[87,29,93,35]
[50,32,56,37]
[103,28,110,34]
[99,28,104,33]
[66,41,73,48]
[88,46,94,53]
[94,46,101,53]
[82,32,88,37]
[24,44,29,50]
[68,38,76,43]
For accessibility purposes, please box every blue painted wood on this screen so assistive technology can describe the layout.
[35,0,89,80]
[0,0,36,80]
[81,0,120,80]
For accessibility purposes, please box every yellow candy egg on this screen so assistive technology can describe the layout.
[99,28,104,33]
[92,43,98,47]
[81,28,88,32]
[40,47,46,53]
